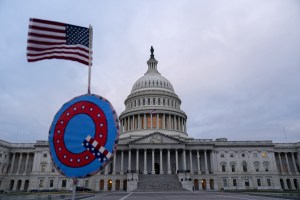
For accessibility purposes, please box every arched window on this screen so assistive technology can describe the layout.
[99,179,104,190]
[107,179,112,190]
[115,180,120,190]
[254,162,259,172]
[263,162,269,172]
[230,162,236,172]
[242,161,247,172]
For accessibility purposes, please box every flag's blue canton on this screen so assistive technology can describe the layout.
[66,24,89,47]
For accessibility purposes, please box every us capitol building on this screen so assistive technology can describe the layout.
[0,49,299,192]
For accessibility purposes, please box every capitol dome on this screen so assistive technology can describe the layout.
[130,63,175,94]
[119,47,188,139]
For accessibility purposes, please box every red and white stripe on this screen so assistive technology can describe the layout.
[27,18,91,66]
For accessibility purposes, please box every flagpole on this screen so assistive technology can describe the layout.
[88,25,93,94]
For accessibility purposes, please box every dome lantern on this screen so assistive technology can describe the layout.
[146,46,159,74]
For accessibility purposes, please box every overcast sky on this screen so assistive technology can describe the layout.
[0,0,300,143]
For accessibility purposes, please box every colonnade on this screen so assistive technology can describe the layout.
[4,152,34,175]
[275,152,299,175]
[108,149,212,175]
[120,113,187,133]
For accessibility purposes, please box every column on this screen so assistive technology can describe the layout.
[120,150,124,175]
[113,151,116,175]
[128,149,131,171]
[178,118,181,131]
[24,153,30,175]
[144,114,146,129]
[156,113,159,129]
[285,153,291,174]
[278,153,284,174]
[9,153,16,174]
[160,149,163,174]
[197,150,201,174]
[163,114,166,129]
[150,113,153,129]
[104,164,108,175]
[144,149,147,174]
[167,149,171,174]
[152,149,155,174]
[136,149,139,172]
[175,149,178,173]
[17,153,23,174]
[174,116,177,130]
[183,149,186,170]
[210,151,214,173]
[138,114,141,130]
[133,115,135,130]
[291,153,299,174]
[169,115,171,129]
[127,116,130,131]
[189,150,193,174]
[204,150,208,174]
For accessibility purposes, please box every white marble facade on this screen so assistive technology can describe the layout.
[0,51,299,192]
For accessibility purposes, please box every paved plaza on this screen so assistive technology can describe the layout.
[1,191,299,200]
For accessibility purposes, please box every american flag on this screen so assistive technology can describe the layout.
[27,18,92,66]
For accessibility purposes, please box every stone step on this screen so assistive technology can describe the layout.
[136,174,184,191]
[138,174,179,182]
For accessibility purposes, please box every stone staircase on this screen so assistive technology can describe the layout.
[135,174,184,191]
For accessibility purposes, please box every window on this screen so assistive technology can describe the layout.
[85,180,89,188]
[0,153,2,157]
[231,165,235,172]
[43,153,47,158]
[222,165,226,172]
[148,98,150,105]
[223,179,228,187]
[257,179,261,187]
[158,98,160,105]
[163,99,165,105]
[263,162,269,172]
[233,179,237,187]
[39,179,44,187]
[245,179,249,187]
[41,164,46,172]
[254,162,259,172]
[221,153,225,158]
[61,180,67,188]
[230,153,234,158]
[267,179,272,186]
[242,153,245,158]
[143,99,145,105]
[49,180,54,188]
[153,98,155,105]
[242,161,247,172]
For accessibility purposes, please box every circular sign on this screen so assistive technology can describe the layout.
[49,94,119,178]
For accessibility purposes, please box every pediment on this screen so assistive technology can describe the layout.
[129,132,182,144]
